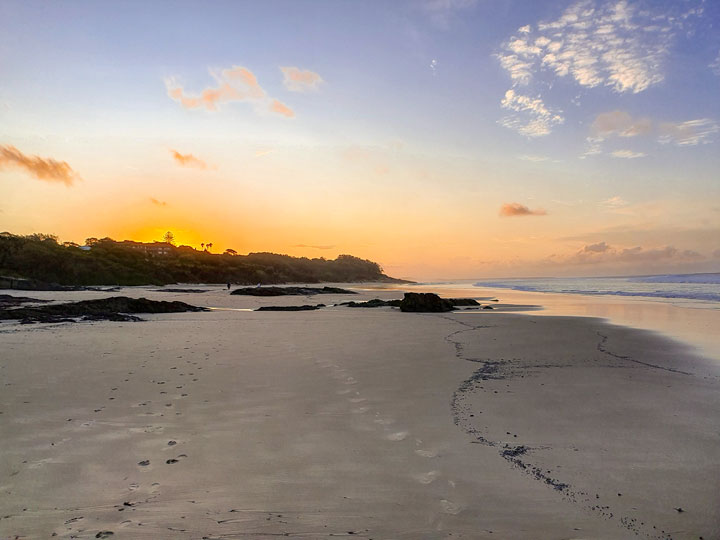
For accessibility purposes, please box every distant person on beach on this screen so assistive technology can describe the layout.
[227,283,231,290]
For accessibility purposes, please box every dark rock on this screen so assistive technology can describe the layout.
[449,298,480,306]
[231,286,357,296]
[0,276,118,292]
[482,305,494,310]
[399,293,454,312]
[339,298,402,308]
[0,296,206,324]
[153,288,208,293]
[0,276,72,291]
[256,304,325,311]
[0,294,50,308]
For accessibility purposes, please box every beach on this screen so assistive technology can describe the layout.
[1,285,719,539]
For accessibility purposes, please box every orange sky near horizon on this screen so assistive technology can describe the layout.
[1,1,719,280]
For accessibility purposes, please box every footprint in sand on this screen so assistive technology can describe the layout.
[336,389,352,395]
[348,397,366,403]
[415,449,439,458]
[386,431,409,441]
[138,460,150,467]
[351,406,370,414]
[440,499,464,515]
[414,470,441,484]
[166,454,187,464]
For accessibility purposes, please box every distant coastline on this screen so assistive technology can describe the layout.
[0,232,410,288]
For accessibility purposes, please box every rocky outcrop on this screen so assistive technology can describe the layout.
[339,299,402,308]
[448,298,480,306]
[399,293,455,312]
[0,296,206,323]
[231,286,356,296]
[256,304,325,311]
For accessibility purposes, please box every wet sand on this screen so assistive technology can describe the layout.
[0,285,718,539]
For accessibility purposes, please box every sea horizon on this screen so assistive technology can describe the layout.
[372,272,720,360]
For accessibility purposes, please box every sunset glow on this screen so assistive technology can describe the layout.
[1,0,718,279]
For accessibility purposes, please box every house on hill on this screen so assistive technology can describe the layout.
[119,240,175,256]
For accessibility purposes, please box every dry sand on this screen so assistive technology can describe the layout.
[0,285,718,539]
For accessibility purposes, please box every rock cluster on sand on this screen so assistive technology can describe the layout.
[340,296,480,310]
[448,298,480,306]
[0,294,50,308]
[0,296,206,323]
[256,304,326,311]
[340,299,403,308]
[399,292,455,312]
[153,288,209,293]
[231,286,356,296]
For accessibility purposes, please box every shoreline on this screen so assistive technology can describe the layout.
[1,285,718,538]
[363,281,720,361]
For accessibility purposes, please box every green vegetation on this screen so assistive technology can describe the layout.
[0,233,403,287]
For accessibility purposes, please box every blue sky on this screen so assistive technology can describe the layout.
[1,0,719,278]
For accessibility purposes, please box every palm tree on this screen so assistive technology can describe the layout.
[201,242,205,251]
[206,242,213,252]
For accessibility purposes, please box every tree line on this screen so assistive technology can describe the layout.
[0,233,399,286]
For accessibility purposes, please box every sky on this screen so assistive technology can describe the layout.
[1,0,719,280]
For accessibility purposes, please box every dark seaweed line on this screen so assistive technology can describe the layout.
[443,315,673,540]
[596,332,692,376]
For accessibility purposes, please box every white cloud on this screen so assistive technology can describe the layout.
[498,0,698,94]
[611,149,646,159]
[499,89,564,137]
[496,0,703,136]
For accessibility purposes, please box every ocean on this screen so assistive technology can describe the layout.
[383,272,720,360]
[473,273,720,305]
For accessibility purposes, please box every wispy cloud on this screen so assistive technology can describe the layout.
[269,99,294,118]
[496,1,702,136]
[599,195,628,208]
[658,119,719,146]
[519,154,550,162]
[585,111,717,155]
[592,110,652,138]
[611,149,646,159]
[567,242,704,265]
[280,67,324,92]
[582,241,610,253]
[422,0,478,29]
[0,144,79,186]
[498,89,563,137]
[171,150,208,169]
[499,202,547,217]
[710,50,720,76]
[150,197,168,207]
[166,65,294,118]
